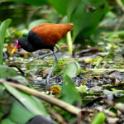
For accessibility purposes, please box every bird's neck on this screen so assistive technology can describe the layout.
[22,41,38,52]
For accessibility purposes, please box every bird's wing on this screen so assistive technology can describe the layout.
[31,23,73,48]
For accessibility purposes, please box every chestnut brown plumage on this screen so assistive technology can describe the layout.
[17,23,73,52]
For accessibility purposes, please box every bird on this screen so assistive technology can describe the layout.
[14,23,73,88]
[15,23,73,61]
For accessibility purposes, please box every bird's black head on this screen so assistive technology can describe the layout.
[17,36,37,52]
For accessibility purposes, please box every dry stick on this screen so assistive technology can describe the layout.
[0,80,81,116]
[49,109,67,124]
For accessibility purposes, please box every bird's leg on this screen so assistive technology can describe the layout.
[46,61,57,89]
[46,50,58,89]
[51,50,58,63]
[46,65,54,88]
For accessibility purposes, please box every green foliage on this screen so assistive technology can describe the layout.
[11,0,109,42]
[0,83,51,124]
[91,112,106,124]
[4,83,49,117]
[0,84,5,92]
[11,0,48,6]
[7,101,34,124]
[62,61,81,78]
[48,0,69,15]
[11,76,29,85]
[49,0,109,41]
[61,75,81,104]
[29,19,48,29]
[0,65,17,78]
[72,0,108,40]
[0,1,124,123]
[0,19,11,64]
[1,118,15,124]
[76,85,88,93]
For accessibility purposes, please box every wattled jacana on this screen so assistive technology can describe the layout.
[16,23,73,60]
[15,23,73,87]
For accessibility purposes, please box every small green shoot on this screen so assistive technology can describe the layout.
[0,19,11,64]
[92,112,106,124]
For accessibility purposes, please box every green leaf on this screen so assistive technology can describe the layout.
[67,0,81,20]
[61,75,81,104]
[1,101,36,124]
[1,118,15,124]
[70,0,109,40]
[92,112,106,124]
[11,0,48,6]
[9,101,34,124]
[0,84,5,92]
[48,0,69,15]
[63,61,81,78]
[0,19,11,64]
[0,65,17,78]
[11,76,29,85]
[76,85,88,93]
[4,83,49,117]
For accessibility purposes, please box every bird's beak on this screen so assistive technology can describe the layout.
[10,40,21,55]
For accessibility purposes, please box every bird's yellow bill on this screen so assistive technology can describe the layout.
[10,46,17,55]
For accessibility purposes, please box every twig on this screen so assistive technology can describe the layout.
[8,64,25,76]
[0,80,81,116]
[49,109,67,124]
